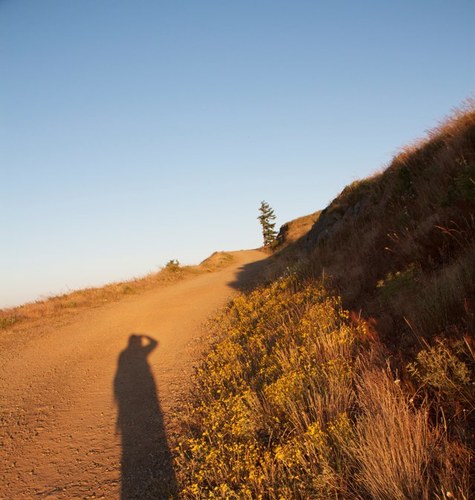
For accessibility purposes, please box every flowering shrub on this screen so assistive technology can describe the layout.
[174,276,357,497]
[175,275,470,498]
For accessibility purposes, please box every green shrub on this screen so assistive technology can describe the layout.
[165,259,181,272]
[408,339,472,395]
[377,264,417,301]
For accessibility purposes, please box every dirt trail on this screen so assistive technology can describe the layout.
[0,250,266,499]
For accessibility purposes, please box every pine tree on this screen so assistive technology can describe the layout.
[258,200,277,247]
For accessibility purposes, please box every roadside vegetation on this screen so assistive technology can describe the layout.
[176,276,470,498]
[176,103,475,498]
[0,252,234,332]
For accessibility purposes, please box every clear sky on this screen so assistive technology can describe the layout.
[1,0,474,308]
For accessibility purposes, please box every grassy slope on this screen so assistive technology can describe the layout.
[176,105,475,498]
[274,211,321,250]
[0,252,235,332]
[271,105,475,356]
[304,106,475,350]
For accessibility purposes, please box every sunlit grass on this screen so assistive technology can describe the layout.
[175,275,470,498]
[0,252,235,332]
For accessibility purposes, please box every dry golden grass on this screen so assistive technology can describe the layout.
[298,103,475,342]
[275,211,320,249]
[351,367,470,499]
[0,252,235,332]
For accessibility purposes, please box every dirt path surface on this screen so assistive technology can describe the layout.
[0,250,266,499]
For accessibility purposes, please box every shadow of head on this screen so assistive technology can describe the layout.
[128,333,142,346]
[122,334,158,357]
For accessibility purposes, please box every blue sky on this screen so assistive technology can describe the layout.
[1,0,474,308]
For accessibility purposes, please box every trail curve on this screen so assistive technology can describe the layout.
[0,249,266,499]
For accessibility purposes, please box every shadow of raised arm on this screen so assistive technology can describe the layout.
[141,335,157,356]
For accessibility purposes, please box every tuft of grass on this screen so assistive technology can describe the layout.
[121,285,136,295]
[350,367,470,499]
[0,315,19,329]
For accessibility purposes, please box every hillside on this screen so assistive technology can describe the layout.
[2,104,474,498]
[176,104,475,498]
[277,103,475,351]
[274,211,321,250]
[264,99,475,357]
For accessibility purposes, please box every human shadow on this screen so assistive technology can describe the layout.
[114,334,177,499]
